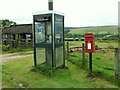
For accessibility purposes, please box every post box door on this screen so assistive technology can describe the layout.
[85,33,95,53]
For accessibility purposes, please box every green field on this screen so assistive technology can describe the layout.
[2,25,119,88]
[68,26,118,35]
[2,40,119,88]
[65,40,118,49]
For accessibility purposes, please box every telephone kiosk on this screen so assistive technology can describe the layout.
[33,11,65,69]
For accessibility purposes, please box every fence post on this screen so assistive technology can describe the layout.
[67,42,69,58]
[114,48,119,80]
[15,34,19,48]
[82,43,85,67]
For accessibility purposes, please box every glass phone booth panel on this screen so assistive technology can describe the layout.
[33,11,65,69]
[34,14,53,67]
[54,14,64,67]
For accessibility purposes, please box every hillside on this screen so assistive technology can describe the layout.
[67,26,118,35]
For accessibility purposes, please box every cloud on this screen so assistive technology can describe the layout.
[0,0,119,27]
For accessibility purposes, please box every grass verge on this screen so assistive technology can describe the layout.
[2,55,118,88]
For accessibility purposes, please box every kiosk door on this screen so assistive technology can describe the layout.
[35,18,53,66]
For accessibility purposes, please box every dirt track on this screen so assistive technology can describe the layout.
[1,52,33,62]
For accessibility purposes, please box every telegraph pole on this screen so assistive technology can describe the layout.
[48,0,53,10]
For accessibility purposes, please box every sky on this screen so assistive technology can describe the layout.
[0,0,119,27]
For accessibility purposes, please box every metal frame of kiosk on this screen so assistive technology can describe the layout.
[33,11,65,69]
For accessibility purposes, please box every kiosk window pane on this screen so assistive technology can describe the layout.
[56,46,63,67]
[35,22,45,43]
[55,15,63,43]
[55,21,63,43]
[46,22,52,43]
[36,48,46,64]
[35,22,52,43]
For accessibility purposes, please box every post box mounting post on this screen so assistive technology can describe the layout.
[85,33,95,74]
[89,53,92,74]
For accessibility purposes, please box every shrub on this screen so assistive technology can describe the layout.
[2,45,10,51]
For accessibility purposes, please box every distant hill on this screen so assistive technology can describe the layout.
[66,26,118,35]
[64,26,94,30]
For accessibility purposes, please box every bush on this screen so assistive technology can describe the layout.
[2,45,33,53]
[2,45,10,51]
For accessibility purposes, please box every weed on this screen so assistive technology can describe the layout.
[107,46,114,49]
[31,65,53,77]
[102,50,106,53]
[103,67,114,71]
[18,81,29,88]
[70,54,77,57]
[95,57,101,60]
[2,45,33,53]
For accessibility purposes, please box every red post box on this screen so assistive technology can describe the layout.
[85,33,95,53]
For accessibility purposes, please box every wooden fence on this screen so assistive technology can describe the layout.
[2,39,33,48]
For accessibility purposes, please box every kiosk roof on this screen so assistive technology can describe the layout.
[33,10,64,16]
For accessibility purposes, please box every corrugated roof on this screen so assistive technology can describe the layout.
[2,24,32,34]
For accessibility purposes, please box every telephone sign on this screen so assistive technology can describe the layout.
[85,33,95,53]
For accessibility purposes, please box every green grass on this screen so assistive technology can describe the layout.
[65,40,118,48]
[67,50,119,86]
[68,26,118,35]
[2,39,119,88]
[95,40,118,48]
[2,54,119,88]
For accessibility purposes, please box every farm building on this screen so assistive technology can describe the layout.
[2,24,33,47]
